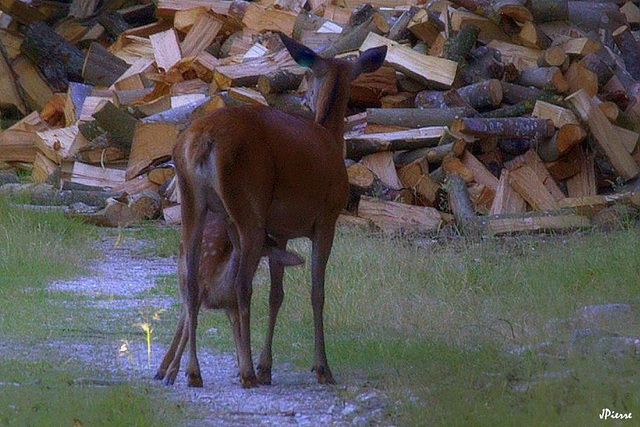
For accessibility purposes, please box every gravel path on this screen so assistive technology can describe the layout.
[42,230,392,426]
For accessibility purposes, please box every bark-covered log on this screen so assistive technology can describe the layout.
[257,69,306,95]
[346,127,446,160]
[83,42,130,88]
[536,123,587,162]
[460,46,504,85]
[97,11,131,39]
[21,22,85,91]
[0,183,121,207]
[516,66,568,93]
[443,23,480,65]
[457,79,503,110]
[530,0,569,23]
[452,117,555,139]
[387,6,419,41]
[568,1,619,32]
[366,107,473,128]
[320,15,387,58]
[612,25,640,81]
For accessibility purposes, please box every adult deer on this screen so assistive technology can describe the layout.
[169,34,386,388]
[154,213,303,385]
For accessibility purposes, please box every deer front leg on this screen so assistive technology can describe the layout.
[225,307,242,376]
[310,227,336,385]
[256,241,287,385]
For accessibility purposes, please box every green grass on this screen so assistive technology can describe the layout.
[0,201,187,425]
[142,223,640,425]
[0,360,184,426]
[245,226,640,425]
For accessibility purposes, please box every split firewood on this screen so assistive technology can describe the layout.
[531,100,578,127]
[460,46,505,85]
[349,66,398,106]
[257,69,306,95]
[489,169,527,215]
[319,13,388,58]
[515,21,551,50]
[360,32,458,87]
[566,89,639,181]
[83,42,130,88]
[565,62,598,97]
[397,157,441,206]
[507,163,560,211]
[91,102,139,151]
[387,6,419,41]
[486,212,590,235]
[505,149,565,202]
[448,0,532,24]
[126,122,180,180]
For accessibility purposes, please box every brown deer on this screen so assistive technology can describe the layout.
[166,34,386,388]
[154,213,303,386]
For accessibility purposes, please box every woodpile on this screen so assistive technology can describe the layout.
[2,0,640,234]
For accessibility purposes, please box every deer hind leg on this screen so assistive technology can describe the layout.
[232,227,266,388]
[225,306,242,375]
[155,305,186,382]
[163,312,190,385]
[257,238,288,385]
[181,199,207,387]
[310,225,337,385]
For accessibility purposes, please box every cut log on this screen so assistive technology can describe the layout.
[536,123,587,162]
[446,171,482,236]
[366,107,472,128]
[517,66,568,93]
[128,189,162,220]
[357,195,442,235]
[443,22,480,65]
[257,69,306,95]
[456,79,503,110]
[461,46,505,85]
[565,150,596,198]
[487,40,542,71]
[538,45,567,68]
[0,183,121,207]
[359,32,458,87]
[530,0,568,23]
[566,89,639,181]
[612,25,640,81]
[559,37,601,57]
[67,161,126,189]
[36,124,88,164]
[242,3,298,37]
[0,39,27,114]
[515,21,551,50]
[462,150,499,191]
[21,22,84,92]
[451,117,555,139]
[345,126,446,159]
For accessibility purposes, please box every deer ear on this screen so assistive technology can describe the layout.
[280,33,319,69]
[353,45,387,76]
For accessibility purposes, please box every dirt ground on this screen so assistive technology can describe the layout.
[33,230,393,426]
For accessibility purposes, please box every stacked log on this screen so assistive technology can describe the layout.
[1,0,640,235]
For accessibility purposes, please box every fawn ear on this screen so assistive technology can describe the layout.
[353,45,387,77]
[280,33,319,69]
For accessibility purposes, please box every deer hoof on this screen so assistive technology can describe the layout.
[313,365,336,385]
[256,365,272,385]
[187,373,204,388]
[162,377,175,386]
[241,374,258,388]
[153,370,165,381]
